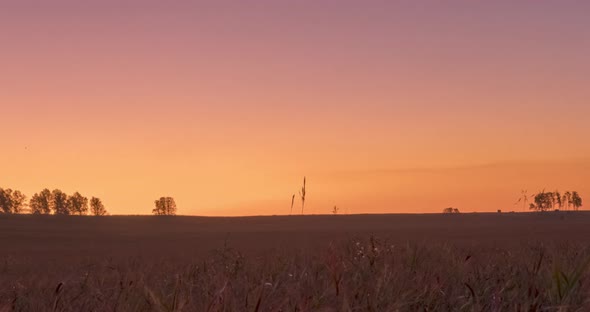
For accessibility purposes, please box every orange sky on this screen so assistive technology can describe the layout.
[1,1,589,215]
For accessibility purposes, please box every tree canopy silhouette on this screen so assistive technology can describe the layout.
[67,192,89,215]
[563,191,572,210]
[153,197,177,215]
[29,189,52,214]
[0,188,26,214]
[443,207,460,214]
[52,189,69,215]
[532,191,553,211]
[529,190,583,211]
[572,191,583,211]
[90,197,107,216]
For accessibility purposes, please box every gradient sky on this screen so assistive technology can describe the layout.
[1,1,589,215]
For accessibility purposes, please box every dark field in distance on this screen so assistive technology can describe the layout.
[2,212,589,311]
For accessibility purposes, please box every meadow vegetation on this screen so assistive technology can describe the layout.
[2,213,590,311]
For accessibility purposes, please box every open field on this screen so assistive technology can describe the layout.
[2,212,590,311]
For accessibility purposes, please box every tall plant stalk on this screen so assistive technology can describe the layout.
[300,177,306,215]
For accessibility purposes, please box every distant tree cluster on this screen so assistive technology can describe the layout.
[529,190,583,212]
[0,188,26,214]
[443,207,460,214]
[0,187,107,216]
[152,197,177,215]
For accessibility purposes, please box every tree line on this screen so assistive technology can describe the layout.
[528,190,583,212]
[0,188,107,216]
[0,187,180,216]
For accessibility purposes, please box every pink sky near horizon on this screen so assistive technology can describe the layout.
[1,1,589,215]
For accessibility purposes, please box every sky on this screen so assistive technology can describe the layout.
[1,1,589,215]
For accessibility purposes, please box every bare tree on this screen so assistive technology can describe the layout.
[90,197,107,216]
[153,197,177,215]
[290,194,295,215]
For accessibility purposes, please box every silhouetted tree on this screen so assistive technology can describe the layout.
[153,197,177,215]
[531,191,553,212]
[564,191,572,210]
[90,197,107,216]
[0,189,10,214]
[529,203,536,210]
[555,191,562,210]
[443,207,460,214]
[572,192,583,211]
[547,192,556,210]
[527,190,582,212]
[52,189,69,215]
[13,191,26,213]
[29,194,42,215]
[29,189,52,214]
[0,188,26,214]
[67,192,88,215]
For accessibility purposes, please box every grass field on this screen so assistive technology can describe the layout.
[2,212,590,311]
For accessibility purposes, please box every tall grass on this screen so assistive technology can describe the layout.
[300,177,306,215]
[3,237,590,311]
